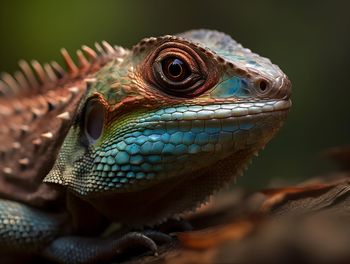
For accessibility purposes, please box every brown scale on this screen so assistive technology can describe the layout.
[0,41,126,208]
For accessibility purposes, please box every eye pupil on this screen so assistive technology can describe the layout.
[162,57,189,81]
[167,58,183,78]
[259,80,268,91]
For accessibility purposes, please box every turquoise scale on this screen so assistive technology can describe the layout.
[91,102,256,190]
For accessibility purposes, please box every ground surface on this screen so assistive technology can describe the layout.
[123,146,350,264]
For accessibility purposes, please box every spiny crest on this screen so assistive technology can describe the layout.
[0,41,128,207]
[0,41,128,98]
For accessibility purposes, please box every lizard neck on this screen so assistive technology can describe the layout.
[83,147,257,227]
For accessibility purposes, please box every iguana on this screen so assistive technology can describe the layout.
[0,29,291,263]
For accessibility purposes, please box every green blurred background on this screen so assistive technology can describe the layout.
[0,0,349,189]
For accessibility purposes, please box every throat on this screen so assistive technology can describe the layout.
[85,148,256,227]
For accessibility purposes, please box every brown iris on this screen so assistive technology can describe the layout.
[142,41,220,97]
[151,48,205,96]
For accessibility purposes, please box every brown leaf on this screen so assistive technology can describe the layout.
[259,183,333,213]
[176,216,259,250]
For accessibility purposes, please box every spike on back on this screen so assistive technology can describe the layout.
[0,41,125,98]
[0,40,130,207]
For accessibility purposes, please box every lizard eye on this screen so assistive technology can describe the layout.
[149,45,211,97]
[142,42,220,97]
[84,99,105,143]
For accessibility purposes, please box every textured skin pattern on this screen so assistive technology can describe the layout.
[0,42,122,208]
[0,30,291,262]
[52,101,290,195]
[44,232,158,263]
[179,30,285,82]
[0,199,64,251]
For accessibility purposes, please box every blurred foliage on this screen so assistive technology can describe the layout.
[0,0,349,189]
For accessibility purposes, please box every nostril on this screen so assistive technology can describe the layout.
[258,79,269,92]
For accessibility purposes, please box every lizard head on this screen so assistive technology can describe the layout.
[45,30,291,225]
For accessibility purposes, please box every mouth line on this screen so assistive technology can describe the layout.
[140,99,291,125]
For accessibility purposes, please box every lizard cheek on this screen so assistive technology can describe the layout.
[84,100,105,143]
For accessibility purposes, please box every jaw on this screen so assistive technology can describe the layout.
[76,99,291,195]
[87,146,259,227]
[54,99,290,226]
[85,109,288,226]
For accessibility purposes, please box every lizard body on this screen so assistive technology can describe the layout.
[0,29,291,263]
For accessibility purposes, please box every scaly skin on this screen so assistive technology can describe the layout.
[0,29,291,263]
